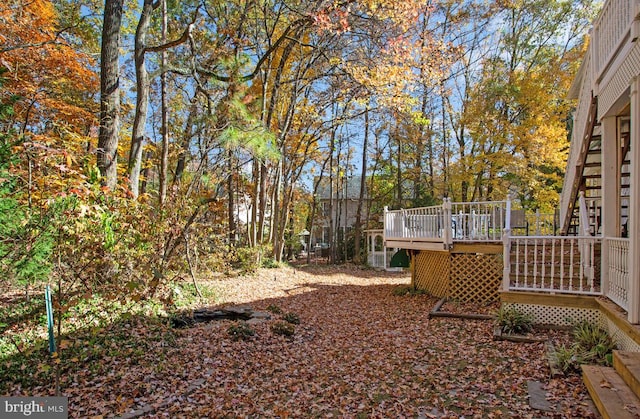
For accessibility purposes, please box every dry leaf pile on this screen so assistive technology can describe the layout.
[7,265,596,417]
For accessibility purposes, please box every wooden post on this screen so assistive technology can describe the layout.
[443,198,452,249]
[601,115,618,298]
[578,191,591,236]
[502,229,512,292]
[383,206,388,242]
[628,76,640,323]
[505,196,512,230]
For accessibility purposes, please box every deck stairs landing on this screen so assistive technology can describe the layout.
[582,351,640,418]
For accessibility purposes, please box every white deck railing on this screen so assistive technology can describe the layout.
[384,199,509,245]
[503,235,602,295]
[592,0,638,81]
[450,201,507,241]
[606,237,630,310]
[384,203,449,242]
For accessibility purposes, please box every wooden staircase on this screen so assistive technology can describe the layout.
[582,350,640,418]
[565,128,631,237]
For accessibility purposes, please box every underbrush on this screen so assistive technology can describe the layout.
[0,280,219,394]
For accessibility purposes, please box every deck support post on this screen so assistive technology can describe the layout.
[442,198,452,249]
[505,195,512,231]
[502,197,512,292]
[601,115,618,297]
[628,76,640,324]
[502,229,512,292]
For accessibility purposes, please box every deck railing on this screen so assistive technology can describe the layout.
[384,203,449,243]
[449,201,507,241]
[503,235,602,295]
[592,0,638,81]
[605,237,630,310]
[384,199,510,245]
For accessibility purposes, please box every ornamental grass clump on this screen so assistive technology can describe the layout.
[572,320,617,365]
[227,321,255,341]
[552,320,617,374]
[271,321,295,337]
[494,306,534,335]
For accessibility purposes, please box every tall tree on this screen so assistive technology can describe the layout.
[97,0,124,189]
[128,0,158,199]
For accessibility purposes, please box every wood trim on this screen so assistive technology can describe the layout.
[385,240,449,252]
[500,291,600,309]
[500,293,640,347]
[451,243,503,254]
[598,298,640,347]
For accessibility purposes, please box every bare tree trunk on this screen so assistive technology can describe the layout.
[306,155,330,264]
[128,0,156,198]
[395,123,402,207]
[97,0,124,189]
[140,148,153,194]
[174,98,197,183]
[227,149,236,246]
[249,159,259,247]
[328,125,336,264]
[353,107,369,264]
[158,0,169,206]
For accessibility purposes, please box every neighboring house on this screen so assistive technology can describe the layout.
[312,175,371,249]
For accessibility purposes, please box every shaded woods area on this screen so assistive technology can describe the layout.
[2,266,595,417]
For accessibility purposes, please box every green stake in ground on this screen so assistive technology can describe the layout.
[45,285,56,354]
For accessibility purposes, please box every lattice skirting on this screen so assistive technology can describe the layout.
[413,251,449,298]
[413,251,502,303]
[450,253,502,303]
[502,302,601,327]
[502,302,640,352]
[602,316,640,352]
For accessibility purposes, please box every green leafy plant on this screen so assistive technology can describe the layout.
[227,321,255,341]
[283,312,300,325]
[171,282,218,308]
[231,246,261,274]
[266,304,282,314]
[494,306,534,335]
[552,344,586,373]
[550,321,617,374]
[572,320,616,365]
[271,321,295,337]
[261,257,281,269]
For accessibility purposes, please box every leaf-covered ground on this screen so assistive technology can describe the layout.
[4,265,597,418]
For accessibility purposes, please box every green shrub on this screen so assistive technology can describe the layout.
[552,344,586,373]
[271,321,295,337]
[171,282,218,308]
[572,320,616,365]
[227,321,255,341]
[283,312,300,325]
[261,257,281,269]
[550,321,617,374]
[266,304,282,314]
[494,306,534,335]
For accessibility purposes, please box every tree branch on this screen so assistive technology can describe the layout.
[145,6,200,53]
